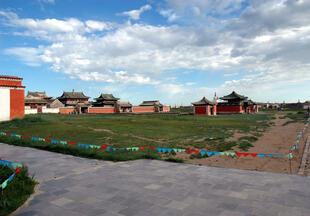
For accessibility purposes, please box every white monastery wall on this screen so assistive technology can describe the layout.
[0,88,10,121]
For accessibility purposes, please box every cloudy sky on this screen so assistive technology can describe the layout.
[0,0,309,105]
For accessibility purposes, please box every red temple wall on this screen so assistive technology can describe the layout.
[88,108,115,114]
[217,105,243,114]
[132,107,155,113]
[195,106,207,115]
[10,89,25,119]
[59,108,75,114]
[163,106,170,112]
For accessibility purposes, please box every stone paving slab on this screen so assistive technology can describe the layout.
[1,143,310,216]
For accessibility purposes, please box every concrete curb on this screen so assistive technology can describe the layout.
[11,183,41,216]
[298,136,310,175]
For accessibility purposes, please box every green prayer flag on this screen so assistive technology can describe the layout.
[286,153,293,159]
[1,179,8,189]
[12,163,22,169]
[60,141,67,145]
[230,152,236,156]
[219,152,225,156]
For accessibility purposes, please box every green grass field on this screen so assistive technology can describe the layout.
[0,113,274,152]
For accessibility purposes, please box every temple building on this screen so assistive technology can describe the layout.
[92,94,119,107]
[0,75,25,120]
[217,91,257,114]
[191,97,217,115]
[117,102,132,113]
[57,90,90,114]
[25,91,53,109]
[88,93,120,114]
[132,100,170,113]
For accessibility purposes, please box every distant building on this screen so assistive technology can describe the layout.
[118,102,132,113]
[92,94,119,107]
[25,91,52,109]
[0,75,25,120]
[132,100,170,113]
[217,91,257,114]
[89,93,120,114]
[303,101,310,110]
[48,99,64,108]
[58,90,90,114]
[192,97,217,115]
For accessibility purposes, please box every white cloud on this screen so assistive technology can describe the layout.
[159,9,179,22]
[121,4,152,20]
[160,0,246,22]
[4,47,43,66]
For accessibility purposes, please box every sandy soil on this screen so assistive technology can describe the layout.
[172,114,309,174]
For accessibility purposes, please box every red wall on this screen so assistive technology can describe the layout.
[217,105,243,114]
[88,108,115,114]
[10,89,25,119]
[0,80,22,86]
[163,106,170,112]
[195,106,207,115]
[59,108,75,114]
[132,107,155,113]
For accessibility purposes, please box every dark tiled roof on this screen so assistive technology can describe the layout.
[220,91,248,101]
[27,91,52,99]
[192,97,216,105]
[118,102,132,107]
[139,100,162,106]
[25,98,48,104]
[0,75,23,80]
[58,92,90,99]
[95,94,119,101]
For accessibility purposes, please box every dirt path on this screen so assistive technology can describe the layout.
[177,114,308,174]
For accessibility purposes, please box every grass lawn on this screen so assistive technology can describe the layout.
[0,165,36,216]
[0,113,274,152]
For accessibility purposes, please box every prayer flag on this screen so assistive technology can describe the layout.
[250,153,258,158]
[286,153,293,159]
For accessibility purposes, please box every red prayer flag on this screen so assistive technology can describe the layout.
[22,136,30,139]
[45,139,51,142]
[185,149,190,153]
[6,133,10,136]
[236,153,242,158]
[68,142,77,146]
[150,147,155,150]
[243,153,249,157]
[15,167,22,174]
[250,153,258,158]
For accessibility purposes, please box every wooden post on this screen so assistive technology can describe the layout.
[289,157,292,174]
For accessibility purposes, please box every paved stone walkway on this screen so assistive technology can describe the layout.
[1,143,310,216]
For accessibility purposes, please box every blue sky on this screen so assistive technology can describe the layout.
[0,0,309,105]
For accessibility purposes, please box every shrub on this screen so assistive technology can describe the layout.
[0,165,37,216]
[164,157,185,163]
[238,141,253,151]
